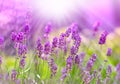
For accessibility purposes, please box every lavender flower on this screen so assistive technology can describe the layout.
[106,65,112,76]
[66,56,73,71]
[58,33,66,49]
[99,31,108,45]
[93,21,100,32]
[0,36,4,45]
[60,68,67,81]
[16,32,24,43]
[23,24,30,34]
[65,27,71,37]
[45,23,51,34]
[51,64,58,77]
[11,70,17,81]
[48,58,54,67]
[0,56,2,65]
[44,41,51,55]
[106,48,112,56]
[20,58,25,68]
[18,44,27,56]
[115,63,120,81]
[116,63,120,73]
[75,55,80,64]
[86,54,97,71]
[70,46,78,56]
[11,32,17,42]
[52,37,58,48]
[36,38,43,57]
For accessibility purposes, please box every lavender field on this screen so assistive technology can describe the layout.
[0,0,120,84]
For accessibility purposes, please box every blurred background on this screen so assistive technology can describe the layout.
[0,0,120,55]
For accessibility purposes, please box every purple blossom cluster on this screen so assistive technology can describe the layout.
[86,54,97,71]
[99,31,108,45]
[0,22,118,84]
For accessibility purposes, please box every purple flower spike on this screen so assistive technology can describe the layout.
[66,56,73,71]
[86,54,97,71]
[60,68,67,81]
[75,55,80,64]
[107,65,112,75]
[93,21,100,32]
[18,44,27,56]
[11,32,17,42]
[70,46,78,56]
[23,24,30,34]
[65,27,71,37]
[16,32,24,43]
[99,31,108,45]
[58,33,66,49]
[52,37,58,48]
[20,58,25,68]
[11,69,17,81]
[51,64,58,76]
[116,63,120,73]
[36,38,43,57]
[0,36,4,45]
[45,23,52,34]
[106,48,112,56]
[44,41,51,55]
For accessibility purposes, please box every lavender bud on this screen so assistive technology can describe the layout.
[44,41,51,55]
[23,24,30,34]
[86,54,97,71]
[11,70,17,81]
[66,56,73,71]
[20,58,26,68]
[106,48,112,56]
[99,31,108,45]
[52,37,58,48]
[16,32,24,43]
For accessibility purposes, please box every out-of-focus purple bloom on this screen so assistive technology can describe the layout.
[23,24,30,34]
[4,73,9,80]
[44,41,51,55]
[60,68,67,81]
[65,27,71,37]
[11,70,17,81]
[11,32,17,42]
[0,56,2,65]
[51,64,57,76]
[106,48,112,56]
[16,79,21,84]
[20,58,25,68]
[18,44,27,56]
[0,36,4,45]
[66,56,73,71]
[82,71,92,84]
[48,58,54,67]
[99,31,108,45]
[58,33,66,49]
[52,37,58,48]
[93,21,100,32]
[45,23,52,34]
[106,65,112,75]
[36,38,43,57]
[79,52,85,68]
[86,54,97,71]
[16,32,24,43]
[116,63,120,73]
[70,46,78,56]
[75,55,80,64]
